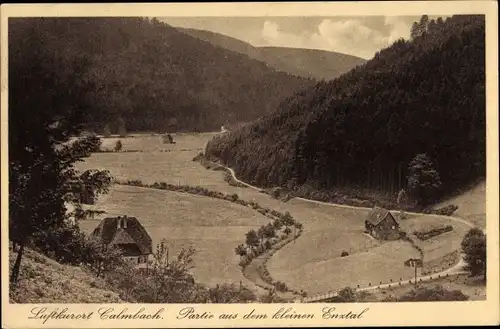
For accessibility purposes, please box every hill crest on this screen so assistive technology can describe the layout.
[177,27,366,80]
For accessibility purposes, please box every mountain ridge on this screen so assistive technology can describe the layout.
[177,27,367,80]
[9,18,315,133]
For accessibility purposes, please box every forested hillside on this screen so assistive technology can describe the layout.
[9,18,313,133]
[206,15,485,203]
[178,27,366,80]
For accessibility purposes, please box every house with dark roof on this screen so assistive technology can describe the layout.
[365,207,400,240]
[91,215,153,267]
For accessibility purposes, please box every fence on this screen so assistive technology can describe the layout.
[297,271,467,303]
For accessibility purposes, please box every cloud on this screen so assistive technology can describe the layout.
[384,16,415,44]
[260,17,417,59]
[262,20,280,40]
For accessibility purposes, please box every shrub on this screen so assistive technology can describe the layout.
[398,285,468,301]
[461,228,486,280]
[31,222,89,266]
[264,240,272,250]
[336,287,357,302]
[433,204,459,216]
[126,180,143,186]
[114,140,123,152]
[259,290,287,303]
[208,283,256,303]
[341,251,349,257]
[83,238,124,278]
[273,281,288,292]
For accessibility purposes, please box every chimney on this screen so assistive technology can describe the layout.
[123,217,127,228]
[117,216,122,229]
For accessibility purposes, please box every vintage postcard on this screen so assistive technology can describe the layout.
[1,1,499,328]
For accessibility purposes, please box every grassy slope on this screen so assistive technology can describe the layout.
[255,47,366,80]
[267,200,413,294]
[435,180,486,229]
[9,248,122,303]
[177,27,366,80]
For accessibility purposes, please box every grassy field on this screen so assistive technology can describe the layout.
[266,201,473,295]
[77,133,226,187]
[79,184,269,291]
[76,134,481,297]
[399,215,471,268]
[435,180,486,229]
[266,199,421,295]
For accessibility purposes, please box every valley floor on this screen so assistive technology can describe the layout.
[72,133,486,302]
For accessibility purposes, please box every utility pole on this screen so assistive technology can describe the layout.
[405,258,423,285]
[414,261,418,285]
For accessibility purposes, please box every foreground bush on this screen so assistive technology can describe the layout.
[461,228,486,280]
[104,239,257,303]
[398,284,469,301]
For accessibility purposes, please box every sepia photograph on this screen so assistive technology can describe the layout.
[1,1,498,328]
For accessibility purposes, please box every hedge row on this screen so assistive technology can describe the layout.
[422,205,459,216]
[413,225,453,240]
[237,223,302,268]
[119,179,251,204]
[256,229,306,296]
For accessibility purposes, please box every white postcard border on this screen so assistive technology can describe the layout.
[1,2,498,328]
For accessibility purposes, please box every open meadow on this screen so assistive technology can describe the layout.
[267,200,473,295]
[400,215,472,267]
[435,181,486,229]
[76,134,479,297]
[266,199,420,294]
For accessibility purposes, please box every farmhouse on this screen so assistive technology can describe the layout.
[365,207,400,240]
[90,216,153,267]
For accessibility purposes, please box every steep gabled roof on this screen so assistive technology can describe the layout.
[91,216,153,254]
[111,229,136,245]
[366,207,393,226]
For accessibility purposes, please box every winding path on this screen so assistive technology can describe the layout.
[217,164,481,302]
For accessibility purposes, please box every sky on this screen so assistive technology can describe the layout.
[158,16,426,59]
